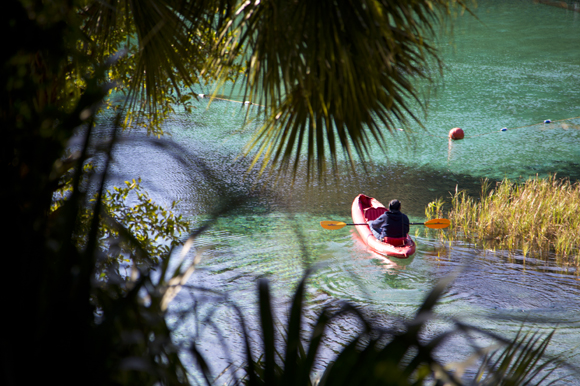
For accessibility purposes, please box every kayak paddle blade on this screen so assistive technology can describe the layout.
[320,221,347,230]
[424,218,451,229]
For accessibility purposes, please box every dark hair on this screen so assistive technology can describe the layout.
[389,199,401,211]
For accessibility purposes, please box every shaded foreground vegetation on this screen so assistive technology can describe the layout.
[2,0,577,385]
[189,273,570,386]
[426,175,580,262]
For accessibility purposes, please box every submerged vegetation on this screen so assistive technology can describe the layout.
[426,175,580,261]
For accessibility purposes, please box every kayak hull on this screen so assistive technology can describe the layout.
[351,194,416,258]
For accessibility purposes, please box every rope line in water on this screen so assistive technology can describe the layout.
[424,115,580,139]
[196,92,580,140]
[197,94,264,107]
[197,93,580,139]
[535,0,580,13]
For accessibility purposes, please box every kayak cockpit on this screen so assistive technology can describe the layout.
[364,207,387,222]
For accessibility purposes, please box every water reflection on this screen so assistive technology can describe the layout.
[349,229,415,271]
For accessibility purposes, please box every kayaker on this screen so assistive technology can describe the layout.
[368,199,410,245]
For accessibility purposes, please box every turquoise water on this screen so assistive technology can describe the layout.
[105,0,580,383]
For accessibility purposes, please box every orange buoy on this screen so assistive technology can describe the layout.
[449,127,464,140]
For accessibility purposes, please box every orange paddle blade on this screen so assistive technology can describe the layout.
[424,218,451,229]
[320,221,347,230]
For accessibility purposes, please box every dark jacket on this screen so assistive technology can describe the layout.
[370,210,410,239]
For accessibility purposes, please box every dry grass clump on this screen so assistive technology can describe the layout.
[426,175,580,259]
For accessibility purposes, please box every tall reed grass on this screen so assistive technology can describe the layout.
[426,175,580,260]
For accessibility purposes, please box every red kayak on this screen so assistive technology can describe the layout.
[351,194,416,258]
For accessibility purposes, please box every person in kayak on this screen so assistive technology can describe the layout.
[369,199,410,246]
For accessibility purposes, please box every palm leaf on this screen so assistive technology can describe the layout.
[282,272,309,386]
[212,0,470,178]
[81,0,235,132]
[474,329,564,386]
[81,0,471,177]
[257,278,277,385]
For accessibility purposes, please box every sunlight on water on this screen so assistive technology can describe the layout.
[102,0,580,382]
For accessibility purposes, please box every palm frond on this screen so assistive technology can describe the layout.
[212,0,470,178]
[81,0,236,133]
[473,329,564,386]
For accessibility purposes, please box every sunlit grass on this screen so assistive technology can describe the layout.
[426,175,580,261]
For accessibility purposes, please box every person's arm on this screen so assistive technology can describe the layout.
[369,214,385,231]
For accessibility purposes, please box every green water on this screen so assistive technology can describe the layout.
[107,0,580,382]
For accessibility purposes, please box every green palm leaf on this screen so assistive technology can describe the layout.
[81,0,469,176]
[81,0,235,132]
[211,0,470,178]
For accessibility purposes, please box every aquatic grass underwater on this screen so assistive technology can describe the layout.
[426,175,580,263]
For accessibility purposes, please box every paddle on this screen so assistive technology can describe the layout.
[320,218,451,230]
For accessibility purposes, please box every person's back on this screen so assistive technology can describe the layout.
[369,199,409,243]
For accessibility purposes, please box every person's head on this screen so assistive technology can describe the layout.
[389,199,401,211]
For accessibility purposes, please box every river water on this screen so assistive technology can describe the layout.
[104,0,580,383]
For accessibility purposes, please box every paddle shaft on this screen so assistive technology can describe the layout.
[320,218,450,230]
[343,222,428,226]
